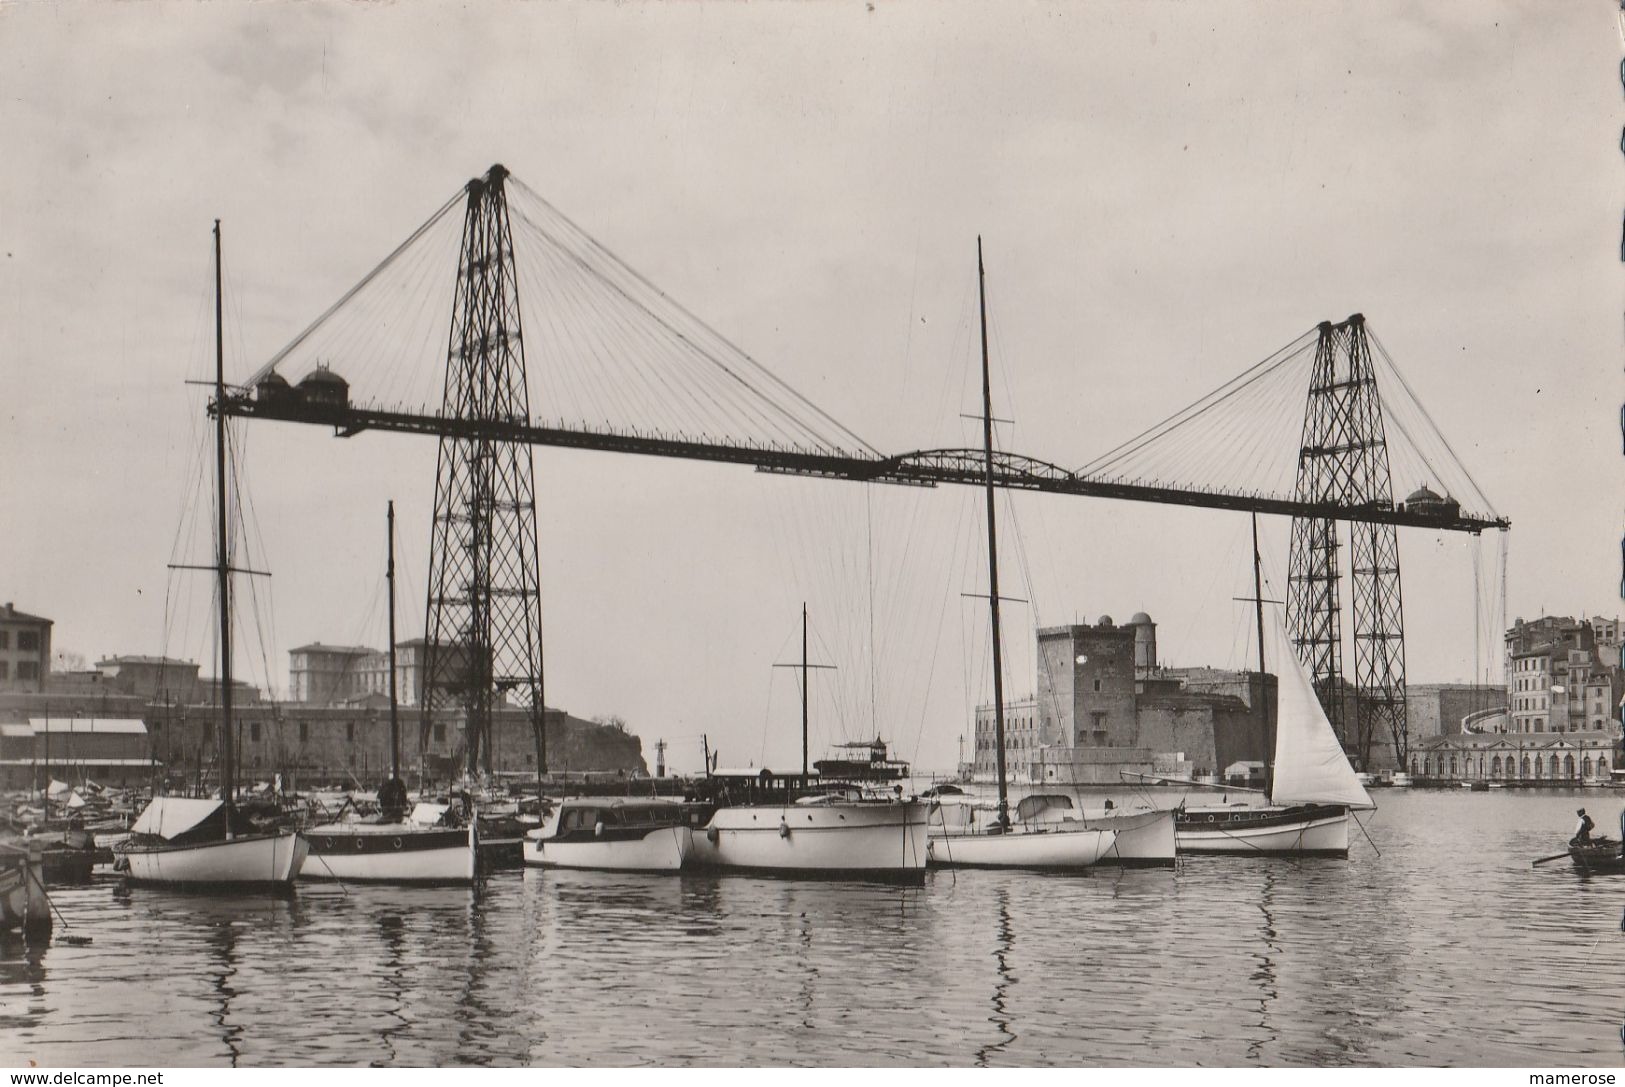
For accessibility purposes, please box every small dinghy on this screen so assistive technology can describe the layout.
[1567,837,1625,873]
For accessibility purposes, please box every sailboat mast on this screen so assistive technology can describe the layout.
[1251,512,1274,799]
[977,238,1010,826]
[388,500,400,781]
[213,220,235,816]
[801,602,810,788]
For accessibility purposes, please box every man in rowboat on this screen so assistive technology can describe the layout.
[1572,808,1594,845]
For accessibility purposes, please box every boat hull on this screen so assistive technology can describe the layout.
[0,848,50,935]
[1176,805,1349,856]
[1568,841,1625,872]
[928,825,1117,869]
[1078,808,1178,866]
[302,824,477,884]
[690,801,928,880]
[524,825,692,872]
[123,831,308,887]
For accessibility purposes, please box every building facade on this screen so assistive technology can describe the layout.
[1504,616,1623,735]
[0,717,154,789]
[972,613,1271,786]
[288,643,376,704]
[94,656,203,702]
[0,603,53,693]
[1410,731,1614,785]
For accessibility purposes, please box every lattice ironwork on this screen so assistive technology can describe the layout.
[420,165,546,778]
[1286,315,1408,768]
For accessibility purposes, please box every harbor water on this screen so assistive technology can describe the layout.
[3,788,1623,1067]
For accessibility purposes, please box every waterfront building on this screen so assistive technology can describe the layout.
[94,655,202,702]
[0,717,154,789]
[0,603,53,693]
[1406,683,1505,741]
[1504,616,1623,735]
[972,613,1270,786]
[288,642,375,704]
[1409,730,1615,785]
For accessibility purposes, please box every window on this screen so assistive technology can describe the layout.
[0,631,8,648]
[433,723,446,743]
[0,662,8,680]
[299,722,309,742]
[17,631,38,651]
[346,721,355,742]
[1092,679,1102,692]
[249,722,261,741]
[17,661,38,680]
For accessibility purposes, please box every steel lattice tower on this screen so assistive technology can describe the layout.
[1286,315,1408,770]
[421,164,546,779]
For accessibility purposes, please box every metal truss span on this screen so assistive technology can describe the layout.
[419,165,547,780]
[214,395,1508,534]
[1287,314,1410,771]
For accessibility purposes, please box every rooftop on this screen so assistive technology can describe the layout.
[289,643,376,657]
[95,655,198,668]
[0,603,52,626]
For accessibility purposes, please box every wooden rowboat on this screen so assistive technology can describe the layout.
[1569,837,1625,872]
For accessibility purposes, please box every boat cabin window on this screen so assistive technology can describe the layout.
[561,808,599,832]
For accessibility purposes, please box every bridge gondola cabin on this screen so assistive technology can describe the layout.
[1399,485,1460,520]
[296,364,350,410]
[253,370,297,407]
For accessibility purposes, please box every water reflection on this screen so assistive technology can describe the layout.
[977,888,1016,1067]
[7,793,1625,1066]
[204,914,243,1066]
[1247,868,1279,1063]
[374,914,409,1067]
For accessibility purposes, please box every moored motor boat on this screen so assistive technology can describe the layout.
[303,820,477,884]
[691,788,929,880]
[524,797,706,872]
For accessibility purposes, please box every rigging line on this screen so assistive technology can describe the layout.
[531,238,658,437]
[349,223,449,409]
[1078,329,1319,476]
[866,484,879,739]
[512,186,848,451]
[1369,331,1496,514]
[249,187,465,388]
[508,181,880,456]
[526,226,669,433]
[516,201,789,441]
[524,237,626,433]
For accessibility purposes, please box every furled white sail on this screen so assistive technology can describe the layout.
[1266,619,1374,809]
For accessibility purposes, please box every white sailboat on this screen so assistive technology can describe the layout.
[688,605,930,880]
[123,221,308,888]
[1175,527,1374,856]
[301,502,479,884]
[926,240,1116,870]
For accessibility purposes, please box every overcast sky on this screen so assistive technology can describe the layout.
[2,2,1618,774]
